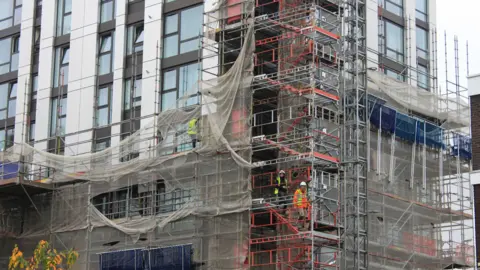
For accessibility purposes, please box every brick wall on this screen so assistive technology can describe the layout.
[474,184,480,266]
[470,95,480,170]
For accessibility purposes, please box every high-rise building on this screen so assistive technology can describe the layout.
[0,0,474,269]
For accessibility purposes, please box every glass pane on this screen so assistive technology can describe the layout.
[62,14,71,35]
[161,91,176,111]
[0,64,9,75]
[7,99,15,117]
[416,27,428,51]
[100,1,114,23]
[0,38,10,64]
[163,70,176,90]
[64,0,72,13]
[100,35,112,53]
[0,110,5,120]
[416,11,427,21]
[60,66,69,85]
[124,80,131,110]
[98,54,111,75]
[385,1,402,16]
[60,98,67,116]
[418,65,428,89]
[10,83,16,98]
[6,128,14,147]
[163,35,178,58]
[98,86,109,106]
[134,79,142,97]
[0,1,13,21]
[180,38,199,54]
[62,48,70,64]
[0,83,8,109]
[59,117,66,135]
[416,0,427,12]
[135,26,144,43]
[95,140,110,152]
[13,7,21,25]
[0,19,13,31]
[126,26,133,54]
[29,123,35,141]
[385,21,403,62]
[179,63,199,97]
[165,14,178,35]
[134,44,143,52]
[10,53,18,71]
[96,107,109,126]
[180,5,203,41]
[50,99,58,135]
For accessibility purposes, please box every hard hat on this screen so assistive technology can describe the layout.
[279,170,286,174]
[300,181,307,186]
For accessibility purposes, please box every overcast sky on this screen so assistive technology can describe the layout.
[437,0,480,89]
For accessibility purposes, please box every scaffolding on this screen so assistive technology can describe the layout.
[0,0,475,269]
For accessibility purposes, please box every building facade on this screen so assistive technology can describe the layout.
[0,0,474,269]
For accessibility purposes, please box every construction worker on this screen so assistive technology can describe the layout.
[275,170,288,210]
[188,118,198,148]
[293,181,310,231]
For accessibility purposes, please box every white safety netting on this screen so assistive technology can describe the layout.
[368,70,470,129]
[0,3,255,266]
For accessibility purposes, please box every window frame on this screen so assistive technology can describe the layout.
[98,32,114,75]
[417,64,429,90]
[0,35,20,75]
[56,0,72,36]
[0,0,22,31]
[0,127,15,151]
[416,0,428,22]
[95,84,113,127]
[94,137,111,152]
[54,46,70,87]
[416,26,428,60]
[0,81,17,120]
[380,0,403,17]
[126,23,144,55]
[384,68,405,82]
[123,77,142,117]
[162,4,204,58]
[379,19,405,64]
[160,62,200,111]
[50,95,67,137]
[100,0,115,23]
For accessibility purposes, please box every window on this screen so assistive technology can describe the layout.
[163,5,203,58]
[384,68,405,82]
[0,82,17,120]
[0,0,22,31]
[380,0,403,17]
[124,78,142,115]
[417,65,428,90]
[95,85,112,127]
[0,36,20,75]
[50,96,67,136]
[416,27,428,59]
[94,138,110,152]
[98,33,114,75]
[126,24,144,54]
[379,20,404,64]
[157,186,194,213]
[0,127,15,151]
[56,0,71,36]
[416,0,427,21]
[31,75,38,101]
[100,0,115,23]
[29,121,35,142]
[34,27,41,45]
[161,62,200,111]
[53,46,70,87]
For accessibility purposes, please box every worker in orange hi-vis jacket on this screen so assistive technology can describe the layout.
[293,181,311,231]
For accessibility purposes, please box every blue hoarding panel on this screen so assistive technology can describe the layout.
[0,162,19,180]
[100,249,144,270]
[395,113,416,143]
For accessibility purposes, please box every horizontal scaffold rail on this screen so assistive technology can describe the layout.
[250,231,339,245]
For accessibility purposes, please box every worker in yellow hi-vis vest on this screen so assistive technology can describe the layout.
[188,118,198,148]
[275,170,288,210]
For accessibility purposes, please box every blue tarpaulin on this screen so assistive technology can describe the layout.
[369,103,396,134]
[394,113,417,143]
[416,121,444,149]
[452,133,472,160]
[100,244,192,270]
[0,162,19,180]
